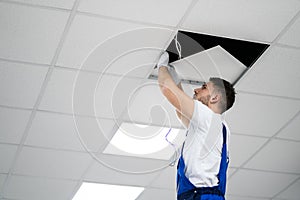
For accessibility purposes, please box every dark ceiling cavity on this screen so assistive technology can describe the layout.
[166,30,270,68]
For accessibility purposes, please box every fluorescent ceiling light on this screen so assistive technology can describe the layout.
[72,182,144,200]
[103,122,185,160]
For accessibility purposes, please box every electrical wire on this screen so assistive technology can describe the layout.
[174,32,182,60]
[163,31,183,167]
[155,31,182,69]
[165,128,179,167]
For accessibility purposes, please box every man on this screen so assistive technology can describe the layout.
[157,52,236,200]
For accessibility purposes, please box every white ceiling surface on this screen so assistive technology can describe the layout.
[8,0,76,10]
[0,0,300,200]
[181,0,300,43]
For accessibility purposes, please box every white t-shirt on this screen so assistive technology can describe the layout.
[182,100,230,187]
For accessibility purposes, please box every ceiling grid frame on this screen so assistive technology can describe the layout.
[0,0,83,196]
[228,109,300,187]
[0,0,73,11]
[226,9,300,185]
[234,9,300,88]
[0,0,299,199]
[271,176,300,199]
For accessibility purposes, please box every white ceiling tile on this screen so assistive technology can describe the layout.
[124,79,183,127]
[25,111,116,152]
[181,0,300,42]
[81,28,173,76]
[13,147,92,180]
[84,47,160,78]
[40,67,142,119]
[57,14,163,69]
[173,46,246,83]
[245,139,300,174]
[39,68,76,113]
[227,167,237,179]
[236,46,300,98]
[94,153,172,174]
[78,0,193,26]
[0,2,69,64]
[0,61,48,108]
[104,49,159,78]
[278,178,300,200]
[151,46,246,84]
[84,160,159,187]
[0,144,18,173]
[272,199,289,200]
[225,93,300,137]
[150,166,176,190]
[10,0,75,9]
[227,169,297,197]
[3,175,77,200]
[272,199,293,200]
[25,111,84,151]
[0,174,7,191]
[226,195,269,200]
[277,113,300,141]
[93,74,143,119]
[73,117,117,152]
[0,107,31,144]
[279,15,300,47]
[136,188,176,200]
[229,134,267,167]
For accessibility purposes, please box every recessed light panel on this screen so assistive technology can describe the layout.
[72,182,144,200]
[103,122,186,160]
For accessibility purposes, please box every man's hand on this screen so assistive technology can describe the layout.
[157,51,169,68]
[157,52,181,85]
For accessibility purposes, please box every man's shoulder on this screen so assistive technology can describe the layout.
[193,100,214,118]
[188,101,214,131]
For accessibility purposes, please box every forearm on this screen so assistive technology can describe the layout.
[175,83,190,126]
[158,66,176,90]
[158,67,188,124]
[175,83,184,118]
[158,66,182,114]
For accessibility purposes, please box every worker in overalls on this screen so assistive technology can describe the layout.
[157,52,236,200]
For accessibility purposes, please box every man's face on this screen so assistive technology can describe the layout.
[193,82,214,106]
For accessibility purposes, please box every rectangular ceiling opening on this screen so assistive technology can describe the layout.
[149,30,270,85]
[166,30,270,68]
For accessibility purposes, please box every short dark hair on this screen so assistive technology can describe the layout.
[209,77,236,113]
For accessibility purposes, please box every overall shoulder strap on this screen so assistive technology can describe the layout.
[222,124,227,145]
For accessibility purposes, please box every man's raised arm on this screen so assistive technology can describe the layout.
[157,52,194,127]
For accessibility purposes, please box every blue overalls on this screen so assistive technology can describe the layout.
[177,124,228,200]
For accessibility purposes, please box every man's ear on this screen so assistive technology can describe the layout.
[210,93,220,104]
